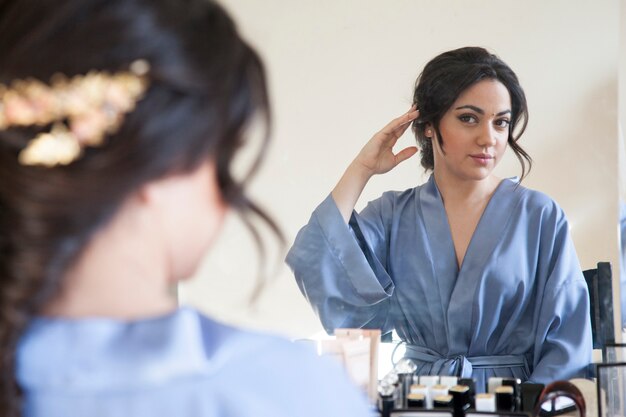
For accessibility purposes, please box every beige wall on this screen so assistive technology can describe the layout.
[619,0,626,197]
[180,0,621,339]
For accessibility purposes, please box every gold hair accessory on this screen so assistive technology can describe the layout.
[0,59,150,167]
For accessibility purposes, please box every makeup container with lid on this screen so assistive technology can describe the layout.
[521,382,544,412]
[393,358,417,408]
[487,377,503,394]
[419,375,440,387]
[407,392,426,408]
[378,382,396,417]
[381,371,400,409]
[495,385,515,411]
[429,384,450,405]
[440,376,458,387]
[475,393,496,412]
[430,383,449,395]
[449,385,471,417]
[433,394,454,409]
[458,378,476,408]
[410,384,431,409]
[501,378,521,410]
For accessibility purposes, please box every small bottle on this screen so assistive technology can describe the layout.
[521,382,545,412]
[381,372,401,409]
[393,359,417,409]
[430,384,449,399]
[495,385,515,411]
[433,394,454,409]
[407,392,426,408]
[440,376,458,387]
[501,378,521,411]
[449,385,471,411]
[410,383,426,394]
[458,378,476,408]
[487,377,503,393]
[377,382,396,417]
[419,375,440,387]
[475,393,496,412]
[410,384,431,409]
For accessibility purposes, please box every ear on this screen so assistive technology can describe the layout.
[135,182,153,206]
[424,123,434,139]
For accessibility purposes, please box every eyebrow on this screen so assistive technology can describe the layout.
[455,105,511,116]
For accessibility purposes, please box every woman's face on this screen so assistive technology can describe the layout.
[431,79,511,183]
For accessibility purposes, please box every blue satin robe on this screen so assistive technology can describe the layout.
[287,176,592,390]
[17,307,372,417]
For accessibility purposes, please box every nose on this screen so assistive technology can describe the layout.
[477,123,498,147]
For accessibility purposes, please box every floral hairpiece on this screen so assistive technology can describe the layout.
[0,59,150,167]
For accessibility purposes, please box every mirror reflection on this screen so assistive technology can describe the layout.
[287,46,591,391]
[180,0,620,383]
[619,0,626,336]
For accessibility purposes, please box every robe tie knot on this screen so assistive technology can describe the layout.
[404,345,530,379]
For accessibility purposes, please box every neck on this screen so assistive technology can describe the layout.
[433,171,501,207]
[42,200,177,320]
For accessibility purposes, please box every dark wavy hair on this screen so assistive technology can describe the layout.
[0,0,281,415]
[412,46,532,179]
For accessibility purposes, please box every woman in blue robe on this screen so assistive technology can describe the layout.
[0,1,371,416]
[287,47,592,391]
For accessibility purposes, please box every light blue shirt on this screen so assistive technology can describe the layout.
[17,307,373,416]
[287,175,592,391]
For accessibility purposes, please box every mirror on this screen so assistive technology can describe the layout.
[596,362,626,417]
[618,0,626,335]
[179,1,622,348]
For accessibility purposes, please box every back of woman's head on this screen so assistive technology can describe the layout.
[412,46,531,178]
[0,0,273,414]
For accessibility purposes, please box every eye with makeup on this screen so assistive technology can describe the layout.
[458,114,478,124]
[494,118,511,129]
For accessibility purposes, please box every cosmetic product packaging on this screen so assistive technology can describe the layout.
[449,385,471,409]
[487,377,503,394]
[440,376,458,387]
[378,382,397,417]
[410,384,432,409]
[407,392,426,408]
[433,394,453,409]
[419,375,440,387]
[475,393,496,412]
[429,384,450,402]
[381,371,401,409]
[501,378,521,410]
[495,386,515,411]
[394,359,417,409]
[458,378,476,408]
[520,382,544,413]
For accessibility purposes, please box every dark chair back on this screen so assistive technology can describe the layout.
[583,262,615,349]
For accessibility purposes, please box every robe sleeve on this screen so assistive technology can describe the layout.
[528,207,592,382]
[285,193,396,334]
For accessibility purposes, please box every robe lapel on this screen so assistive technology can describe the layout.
[419,176,459,352]
[446,178,525,354]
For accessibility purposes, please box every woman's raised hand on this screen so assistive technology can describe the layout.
[354,106,419,177]
[331,106,420,223]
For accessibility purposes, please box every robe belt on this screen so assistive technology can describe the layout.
[404,345,530,378]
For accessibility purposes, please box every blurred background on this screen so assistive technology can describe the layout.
[180,0,623,343]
